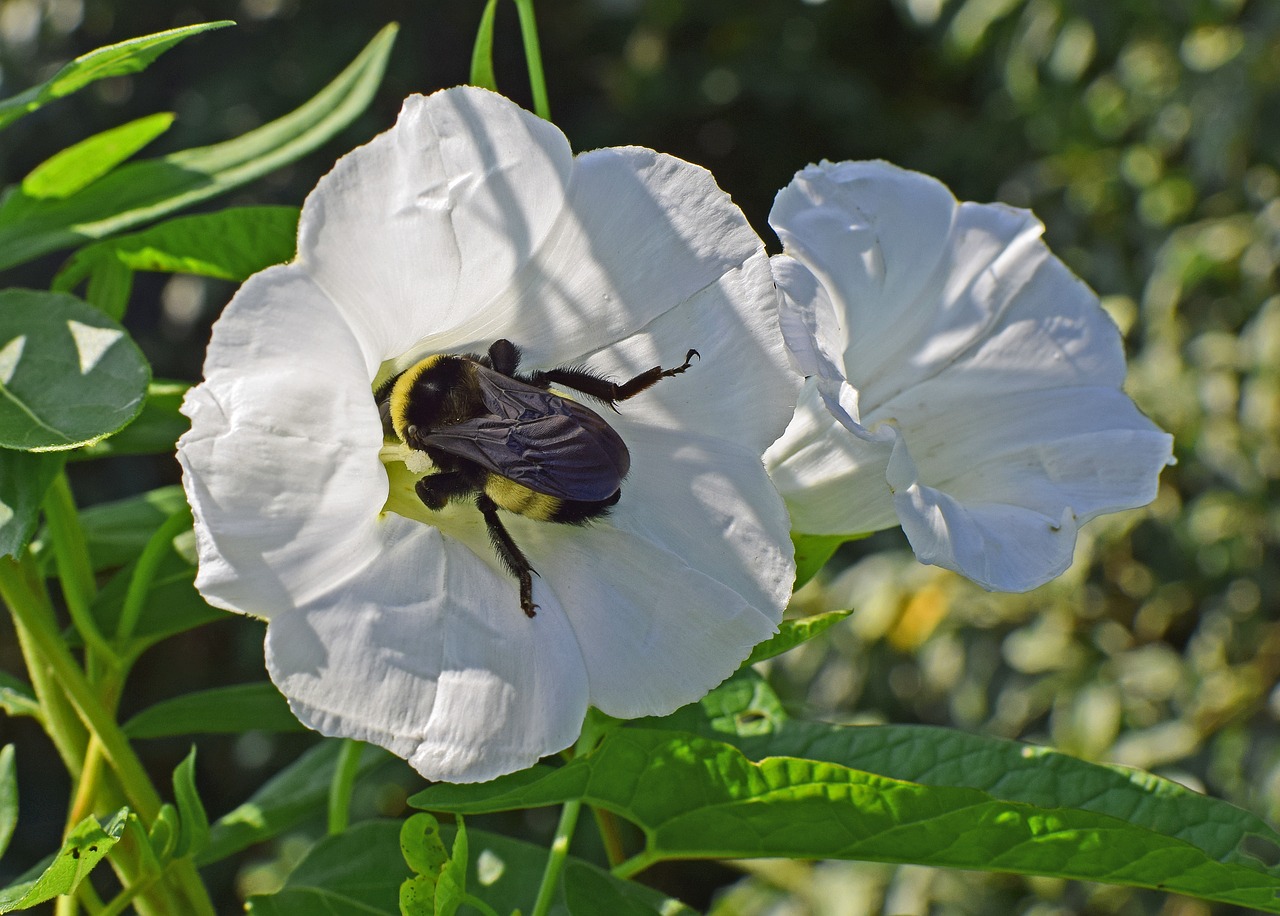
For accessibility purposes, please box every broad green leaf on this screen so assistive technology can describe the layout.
[0,450,63,558]
[201,741,395,866]
[0,24,397,272]
[53,207,300,303]
[0,673,38,720]
[0,746,15,860]
[563,863,668,916]
[124,683,303,738]
[469,0,500,91]
[414,725,1280,913]
[743,609,852,666]
[171,747,209,858]
[0,808,126,913]
[23,113,175,200]
[246,819,408,915]
[792,532,864,590]
[0,22,231,132]
[248,820,690,916]
[73,381,189,460]
[0,290,149,451]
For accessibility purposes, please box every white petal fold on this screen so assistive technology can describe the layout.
[180,86,798,783]
[767,160,1173,592]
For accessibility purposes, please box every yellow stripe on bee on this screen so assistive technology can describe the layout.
[388,355,445,442]
[485,476,562,521]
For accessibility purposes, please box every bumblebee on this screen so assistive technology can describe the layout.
[376,338,698,617]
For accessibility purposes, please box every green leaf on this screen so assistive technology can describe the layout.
[792,532,864,590]
[0,746,15,860]
[743,609,852,666]
[0,673,38,720]
[23,112,175,200]
[0,290,149,451]
[124,683,304,739]
[0,449,63,558]
[201,741,395,866]
[148,803,179,863]
[399,813,470,916]
[0,22,232,132]
[248,820,690,916]
[0,24,397,273]
[414,723,1280,913]
[53,207,300,305]
[469,0,500,92]
[72,381,189,460]
[38,483,187,572]
[0,808,126,913]
[246,819,407,915]
[171,747,209,859]
[563,863,668,916]
[82,250,133,320]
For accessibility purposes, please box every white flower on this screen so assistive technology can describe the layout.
[764,160,1173,592]
[177,87,798,783]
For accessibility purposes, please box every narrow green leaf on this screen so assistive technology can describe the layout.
[72,380,189,460]
[82,251,134,320]
[148,803,179,863]
[201,742,395,865]
[54,207,300,302]
[23,113,175,200]
[124,683,303,739]
[0,746,16,860]
[0,809,126,912]
[171,747,209,859]
[0,24,397,272]
[792,532,864,590]
[0,673,38,720]
[0,22,232,132]
[0,290,149,451]
[744,609,852,666]
[414,724,1280,913]
[0,450,63,558]
[469,0,500,91]
[35,483,187,572]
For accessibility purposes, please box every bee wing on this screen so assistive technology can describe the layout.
[422,368,630,501]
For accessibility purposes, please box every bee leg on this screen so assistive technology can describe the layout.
[486,339,522,375]
[532,348,700,407]
[475,493,539,617]
[415,471,477,511]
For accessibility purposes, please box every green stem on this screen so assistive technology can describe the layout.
[529,798,581,916]
[42,472,116,672]
[327,739,363,835]
[512,0,550,120]
[118,508,190,642]
[611,849,657,881]
[0,556,158,819]
[591,806,627,867]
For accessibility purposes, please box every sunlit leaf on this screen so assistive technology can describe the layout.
[0,24,397,272]
[0,809,126,913]
[22,113,175,200]
[0,22,231,132]
[743,609,852,666]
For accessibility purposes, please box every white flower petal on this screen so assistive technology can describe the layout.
[764,379,897,535]
[768,159,1173,590]
[433,146,771,371]
[177,268,387,617]
[266,520,589,784]
[297,87,574,371]
[527,525,778,717]
[570,250,798,453]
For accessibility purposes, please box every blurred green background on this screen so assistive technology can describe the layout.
[1,0,1278,913]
